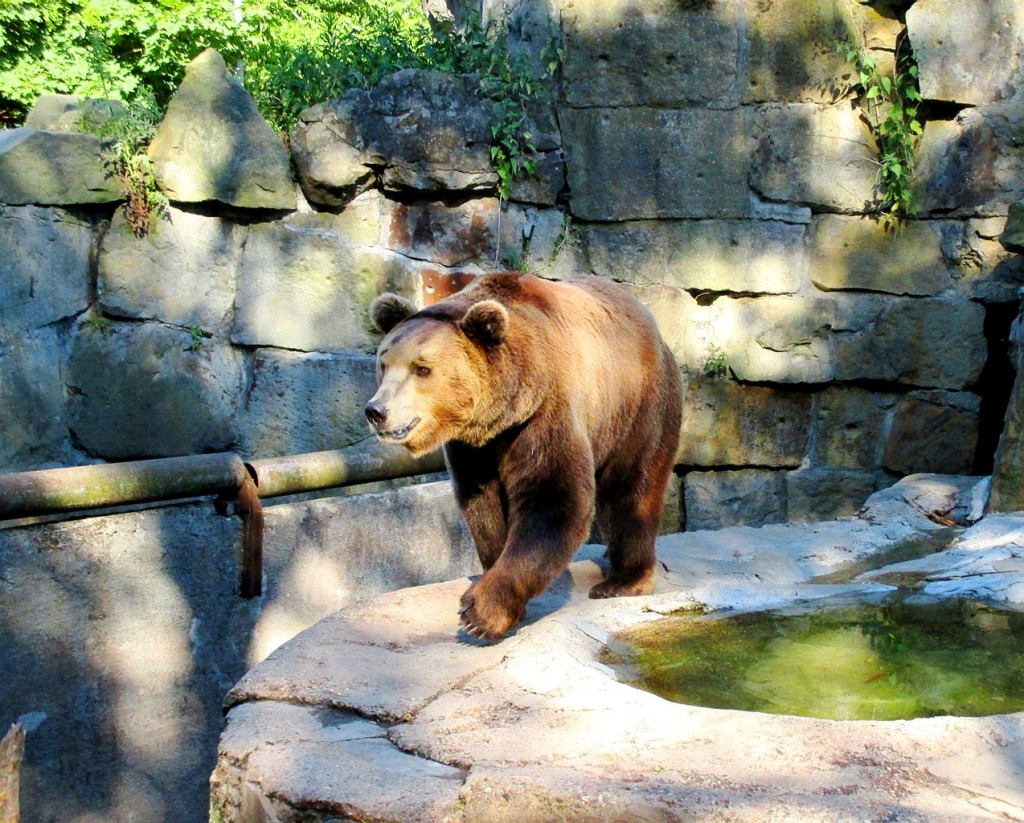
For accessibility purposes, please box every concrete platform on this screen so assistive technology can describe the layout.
[211,475,1024,822]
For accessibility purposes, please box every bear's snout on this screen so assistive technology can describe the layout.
[365,399,388,429]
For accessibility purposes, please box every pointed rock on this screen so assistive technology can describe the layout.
[148,48,295,210]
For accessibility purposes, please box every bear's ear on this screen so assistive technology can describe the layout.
[370,293,417,334]
[459,299,509,348]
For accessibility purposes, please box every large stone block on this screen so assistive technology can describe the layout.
[678,378,813,467]
[955,216,1024,302]
[621,283,705,370]
[713,296,836,384]
[907,0,1024,106]
[1002,202,1024,253]
[751,103,878,214]
[913,103,1024,217]
[991,347,1024,512]
[498,205,583,280]
[883,390,981,476]
[834,297,987,389]
[683,469,787,531]
[0,206,92,344]
[785,468,881,524]
[562,107,750,221]
[0,327,68,470]
[813,387,897,470]
[238,350,378,459]
[148,49,295,210]
[291,69,559,206]
[99,207,245,332]
[582,219,808,294]
[385,197,499,267]
[744,0,875,104]
[0,128,120,206]
[561,0,741,107]
[232,221,419,353]
[809,215,952,295]
[67,321,246,459]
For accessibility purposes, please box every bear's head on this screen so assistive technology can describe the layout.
[365,292,509,456]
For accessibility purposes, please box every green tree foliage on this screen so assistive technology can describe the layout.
[0,0,430,126]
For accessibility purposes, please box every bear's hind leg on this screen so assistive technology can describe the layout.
[590,460,673,599]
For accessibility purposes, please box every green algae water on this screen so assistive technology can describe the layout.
[606,596,1024,721]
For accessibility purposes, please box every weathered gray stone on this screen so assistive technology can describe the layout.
[99,206,245,332]
[622,284,704,370]
[291,69,554,206]
[883,390,981,475]
[498,205,582,280]
[148,49,295,210]
[562,107,750,221]
[238,350,378,459]
[561,0,741,107]
[809,215,952,295]
[0,128,120,205]
[232,221,419,353]
[582,219,808,294]
[949,216,1024,301]
[913,102,1024,217]
[785,468,881,524]
[0,205,92,344]
[23,93,83,129]
[507,149,564,206]
[678,377,813,467]
[907,0,1024,106]
[0,327,67,470]
[67,320,245,458]
[24,94,126,133]
[282,191,385,247]
[990,351,1024,512]
[814,387,897,470]
[384,197,499,267]
[1002,201,1024,253]
[744,0,874,104]
[751,103,879,214]
[684,469,787,531]
[713,296,836,384]
[248,481,478,661]
[0,502,245,823]
[834,297,987,389]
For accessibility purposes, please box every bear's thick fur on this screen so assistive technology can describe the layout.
[367,272,681,640]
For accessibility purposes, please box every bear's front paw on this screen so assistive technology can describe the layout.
[459,579,522,642]
[589,568,655,599]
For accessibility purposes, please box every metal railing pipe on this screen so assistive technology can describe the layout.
[0,453,248,521]
[247,440,446,499]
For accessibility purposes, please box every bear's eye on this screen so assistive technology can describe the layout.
[414,365,431,378]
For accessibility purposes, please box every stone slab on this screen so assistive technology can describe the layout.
[683,469,787,531]
[560,0,741,107]
[786,467,883,524]
[99,206,245,332]
[66,320,246,459]
[232,221,419,353]
[834,297,986,389]
[907,0,1024,106]
[213,475,1024,823]
[751,103,878,214]
[0,128,120,205]
[148,49,295,210]
[883,390,981,476]
[810,215,952,295]
[677,377,813,467]
[238,350,377,459]
[813,387,897,470]
[582,219,808,294]
[562,107,751,221]
[0,326,68,470]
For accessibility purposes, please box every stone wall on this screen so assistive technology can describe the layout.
[2,4,1023,528]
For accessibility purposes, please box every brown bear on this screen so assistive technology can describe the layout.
[366,272,681,641]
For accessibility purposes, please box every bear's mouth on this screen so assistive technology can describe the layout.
[378,417,420,443]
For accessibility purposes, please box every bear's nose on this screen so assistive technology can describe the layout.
[365,400,388,429]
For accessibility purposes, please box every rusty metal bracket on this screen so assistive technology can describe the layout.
[236,466,264,599]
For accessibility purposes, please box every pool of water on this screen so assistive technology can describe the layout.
[605,595,1024,721]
